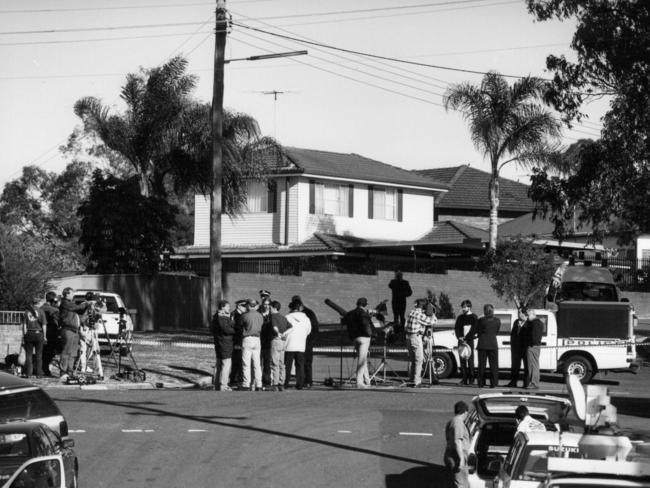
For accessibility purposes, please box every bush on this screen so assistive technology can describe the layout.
[438,292,454,319]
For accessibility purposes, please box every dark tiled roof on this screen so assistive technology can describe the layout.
[283,147,449,190]
[418,221,488,245]
[499,212,592,238]
[415,165,533,213]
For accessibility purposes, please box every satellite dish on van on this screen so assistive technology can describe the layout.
[567,374,586,421]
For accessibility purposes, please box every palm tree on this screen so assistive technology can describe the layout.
[73,56,280,212]
[444,71,562,250]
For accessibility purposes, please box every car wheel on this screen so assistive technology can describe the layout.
[431,351,454,379]
[71,467,78,488]
[564,355,593,383]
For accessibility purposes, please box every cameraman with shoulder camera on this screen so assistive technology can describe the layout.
[344,298,374,389]
[405,298,437,387]
[58,287,89,381]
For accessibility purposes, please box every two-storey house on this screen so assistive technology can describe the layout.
[179,147,451,269]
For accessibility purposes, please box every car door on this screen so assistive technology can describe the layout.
[535,312,555,371]
[41,427,75,488]
[496,313,514,370]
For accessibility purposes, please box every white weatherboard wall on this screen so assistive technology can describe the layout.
[298,179,434,242]
[193,194,277,246]
[638,234,650,261]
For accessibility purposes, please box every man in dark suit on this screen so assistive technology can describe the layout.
[466,304,500,388]
[507,308,528,388]
[388,270,412,330]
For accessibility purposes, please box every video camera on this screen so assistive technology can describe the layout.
[117,307,128,333]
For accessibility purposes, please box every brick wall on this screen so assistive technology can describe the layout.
[0,324,22,357]
[224,269,508,324]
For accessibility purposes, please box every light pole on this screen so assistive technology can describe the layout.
[209,0,306,315]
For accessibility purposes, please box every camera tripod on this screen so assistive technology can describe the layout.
[102,318,146,382]
[369,338,406,386]
[421,332,440,385]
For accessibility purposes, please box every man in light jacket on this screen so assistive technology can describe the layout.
[284,298,311,390]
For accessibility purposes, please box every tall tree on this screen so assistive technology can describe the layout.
[444,71,561,250]
[526,0,650,244]
[0,162,92,270]
[73,56,281,212]
[77,171,177,274]
[0,223,59,309]
[482,237,557,308]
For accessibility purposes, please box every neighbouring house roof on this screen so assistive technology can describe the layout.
[277,147,450,191]
[418,220,489,245]
[415,165,533,213]
[499,212,593,238]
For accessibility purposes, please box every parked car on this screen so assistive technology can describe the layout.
[0,421,77,488]
[430,302,638,383]
[72,290,134,353]
[464,392,572,488]
[0,373,68,438]
[494,430,648,488]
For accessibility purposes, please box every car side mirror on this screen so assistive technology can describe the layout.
[61,438,74,449]
[467,453,477,474]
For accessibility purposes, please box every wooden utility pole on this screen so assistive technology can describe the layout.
[210,0,227,316]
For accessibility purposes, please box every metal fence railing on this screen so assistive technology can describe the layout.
[0,311,23,325]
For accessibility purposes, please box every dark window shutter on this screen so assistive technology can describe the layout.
[267,181,277,213]
[309,180,315,214]
[397,189,403,222]
[368,185,374,219]
[348,184,354,217]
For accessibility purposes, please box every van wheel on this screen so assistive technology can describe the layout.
[431,351,454,379]
[564,355,593,383]
[71,466,78,488]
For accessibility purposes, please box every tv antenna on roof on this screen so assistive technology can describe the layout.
[252,90,296,138]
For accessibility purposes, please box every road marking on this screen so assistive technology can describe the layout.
[69,430,86,433]
[144,429,155,433]
[121,429,155,433]
[399,432,433,436]
[188,429,208,432]
[337,430,352,433]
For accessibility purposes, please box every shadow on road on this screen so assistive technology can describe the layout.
[385,465,447,488]
[166,365,213,376]
[612,396,650,418]
[58,396,434,467]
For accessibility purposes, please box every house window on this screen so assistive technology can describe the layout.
[245,181,276,213]
[310,181,353,217]
[373,188,397,220]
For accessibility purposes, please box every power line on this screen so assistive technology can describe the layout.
[267,1,521,28]
[0,21,207,36]
[231,21,534,80]
[0,0,267,14]
[229,35,446,108]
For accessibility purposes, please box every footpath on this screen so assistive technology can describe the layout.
[10,318,650,391]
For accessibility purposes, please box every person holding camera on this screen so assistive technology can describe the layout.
[454,300,477,386]
[405,298,437,387]
[41,292,60,377]
[344,298,374,389]
[58,287,89,381]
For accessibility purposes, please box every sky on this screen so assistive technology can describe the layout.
[0,0,609,191]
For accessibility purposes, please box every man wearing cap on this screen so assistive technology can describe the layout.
[344,298,374,388]
[241,299,264,391]
[229,299,247,388]
[292,295,319,389]
[211,300,235,391]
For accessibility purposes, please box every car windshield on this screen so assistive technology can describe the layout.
[477,396,568,421]
[559,282,618,302]
[0,433,29,457]
[0,390,61,421]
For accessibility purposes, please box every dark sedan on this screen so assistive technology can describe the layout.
[0,422,77,488]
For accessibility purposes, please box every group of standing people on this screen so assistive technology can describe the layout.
[210,291,319,391]
[453,301,544,389]
[20,287,104,381]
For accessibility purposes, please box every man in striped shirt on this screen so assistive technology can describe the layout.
[405,298,437,387]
